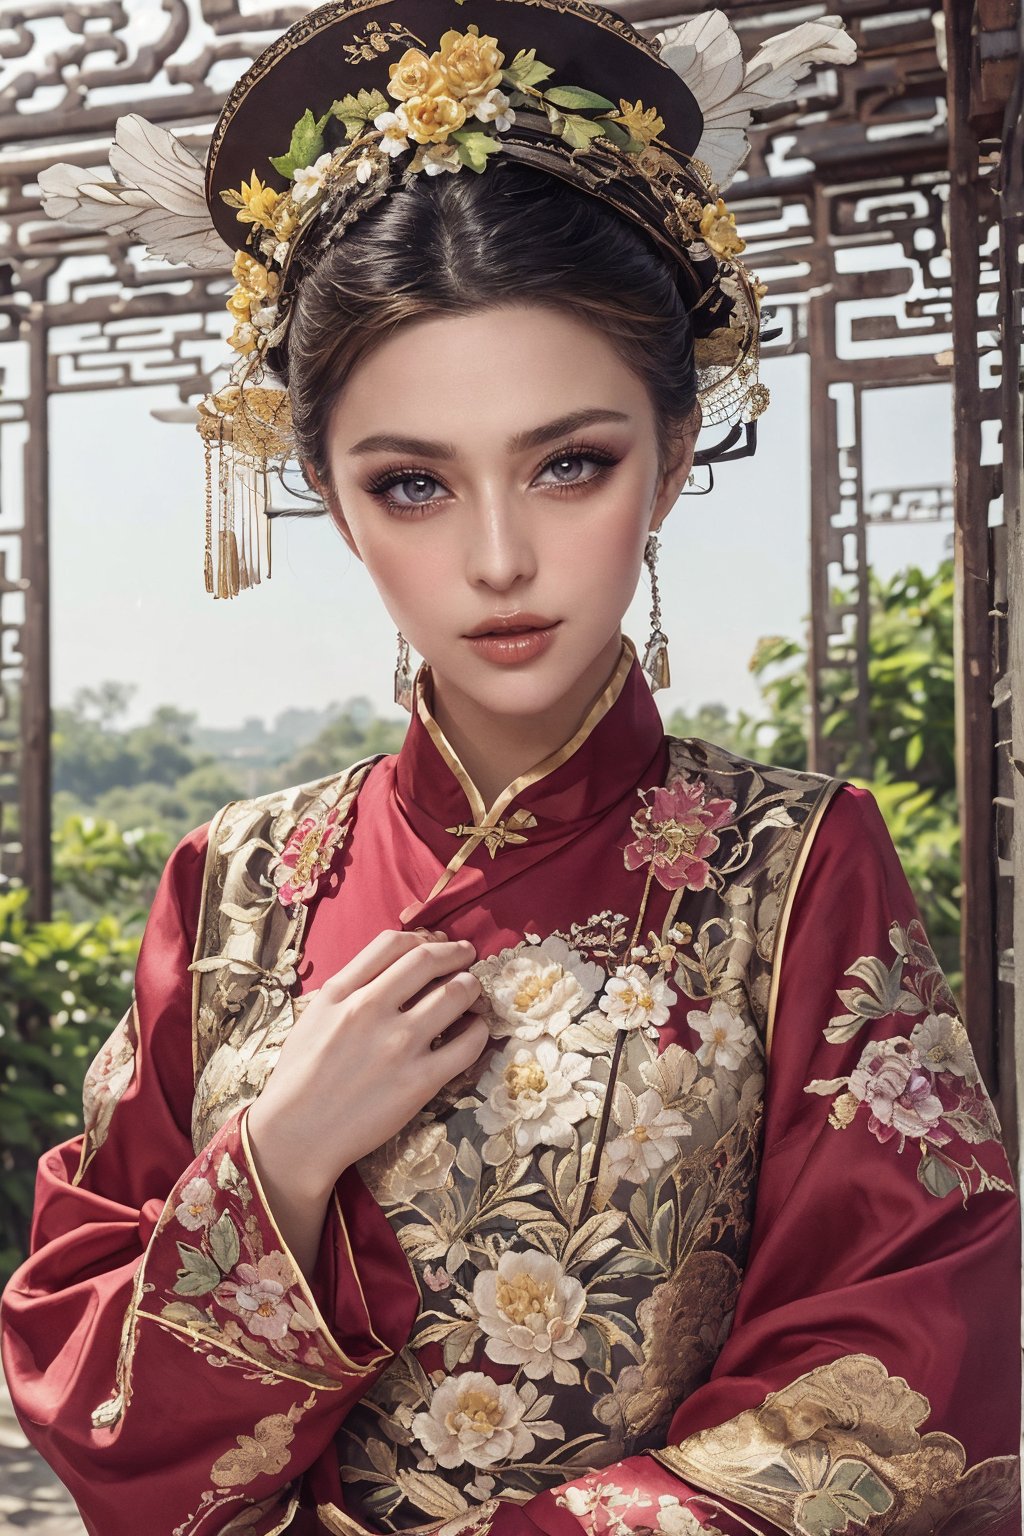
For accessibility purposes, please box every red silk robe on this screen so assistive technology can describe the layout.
[1,636,1020,1536]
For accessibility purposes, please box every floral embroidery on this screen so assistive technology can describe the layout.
[146,1126,366,1389]
[271,803,346,906]
[623,777,736,892]
[806,920,1009,1202]
[687,997,756,1072]
[74,1000,139,1182]
[558,1483,724,1536]
[472,1250,587,1382]
[362,1117,458,1206]
[475,933,607,1040]
[603,1084,692,1183]
[599,964,677,1037]
[474,1036,600,1162]
[411,1372,563,1470]
[654,1353,1021,1536]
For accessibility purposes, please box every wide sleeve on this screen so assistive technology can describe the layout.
[519,783,1022,1536]
[0,817,415,1536]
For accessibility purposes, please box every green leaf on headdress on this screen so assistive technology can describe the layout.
[595,118,644,154]
[558,113,608,151]
[330,88,389,140]
[503,48,555,88]
[544,85,617,112]
[450,129,503,174]
[269,107,331,178]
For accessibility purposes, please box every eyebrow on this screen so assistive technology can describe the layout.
[347,407,632,458]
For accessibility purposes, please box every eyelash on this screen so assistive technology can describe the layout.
[363,438,622,518]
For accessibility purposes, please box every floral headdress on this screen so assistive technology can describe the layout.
[39,1,857,600]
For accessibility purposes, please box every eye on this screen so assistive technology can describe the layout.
[365,468,450,515]
[535,442,620,491]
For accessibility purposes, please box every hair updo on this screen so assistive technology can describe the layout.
[278,159,700,491]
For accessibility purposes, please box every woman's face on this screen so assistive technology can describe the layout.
[316,302,699,720]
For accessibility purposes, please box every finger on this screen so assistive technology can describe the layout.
[369,939,477,1014]
[321,927,445,1002]
[429,1014,490,1076]
[402,967,481,1029]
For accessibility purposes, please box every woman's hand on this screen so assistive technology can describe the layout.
[245,928,488,1275]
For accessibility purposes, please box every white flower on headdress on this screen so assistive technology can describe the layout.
[374,106,412,156]
[251,303,279,335]
[354,154,375,184]
[421,144,462,177]
[291,151,334,205]
[469,88,516,132]
[655,12,857,189]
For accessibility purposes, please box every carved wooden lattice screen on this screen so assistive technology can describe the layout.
[0,0,1019,1150]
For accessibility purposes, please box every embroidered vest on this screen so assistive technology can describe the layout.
[187,736,841,1528]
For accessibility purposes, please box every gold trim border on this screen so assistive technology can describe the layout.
[764,777,846,1059]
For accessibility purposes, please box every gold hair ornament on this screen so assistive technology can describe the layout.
[36,10,856,599]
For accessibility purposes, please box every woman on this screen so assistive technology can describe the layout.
[2,2,1019,1533]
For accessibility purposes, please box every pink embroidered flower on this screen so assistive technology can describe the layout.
[623,778,736,892]
[272,805,346,906]
[848,1038,948,1147]
[218,1253,296,1340]
[173,1176,217,1231]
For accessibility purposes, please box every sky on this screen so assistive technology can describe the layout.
[47,358,953,733]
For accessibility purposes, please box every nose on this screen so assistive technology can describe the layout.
[464,490,538,593]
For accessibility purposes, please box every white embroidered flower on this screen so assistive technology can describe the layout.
[421,143,462,175]
[291,151,334,205]
[604,1086,691,1183]
[473,1250,587,1382]
[475,1037,598,1163]
[411,1372,558,1470]
[174,1176,217,1230]
[362,1118,457,1205]
[476,935,606,1042]
[655,1497,706,1536]
[909,1012,976,1079]
[354,153,374,184]
[687,998,755,1071]
[468,87,516,131]
[374,106,412,155]
[598,964,676,1036]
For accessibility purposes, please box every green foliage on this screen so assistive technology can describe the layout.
[0,883,139,1285]
[738,561,957,796]
[734,559,962,990]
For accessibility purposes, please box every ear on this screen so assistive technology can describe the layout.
[649,402,702,535]
[304,459,364,563]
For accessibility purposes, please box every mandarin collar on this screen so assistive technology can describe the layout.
[392,634,666,863]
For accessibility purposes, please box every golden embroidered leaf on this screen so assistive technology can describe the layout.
[561,1209,625,1270]
[211,1410,298,1487]
[395,1470,470,1519]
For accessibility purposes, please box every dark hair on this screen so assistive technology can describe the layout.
[280,159,699,489]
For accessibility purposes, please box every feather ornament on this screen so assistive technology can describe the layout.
[656,11,858,189]
[37,113,226,269]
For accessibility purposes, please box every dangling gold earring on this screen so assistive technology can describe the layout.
[394,630,414,712]
[641,532,670,692]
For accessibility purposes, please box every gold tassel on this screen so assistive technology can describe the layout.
[196,382,291,600]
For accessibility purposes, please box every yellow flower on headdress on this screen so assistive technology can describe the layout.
[699,197,746,260]
[387,47,448,102]
[437,24,504,100]
[402,92,468,145]
[231,251,279,302]
[234,171,280,232]
[611,99,666,147]
[272,200,298,242]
